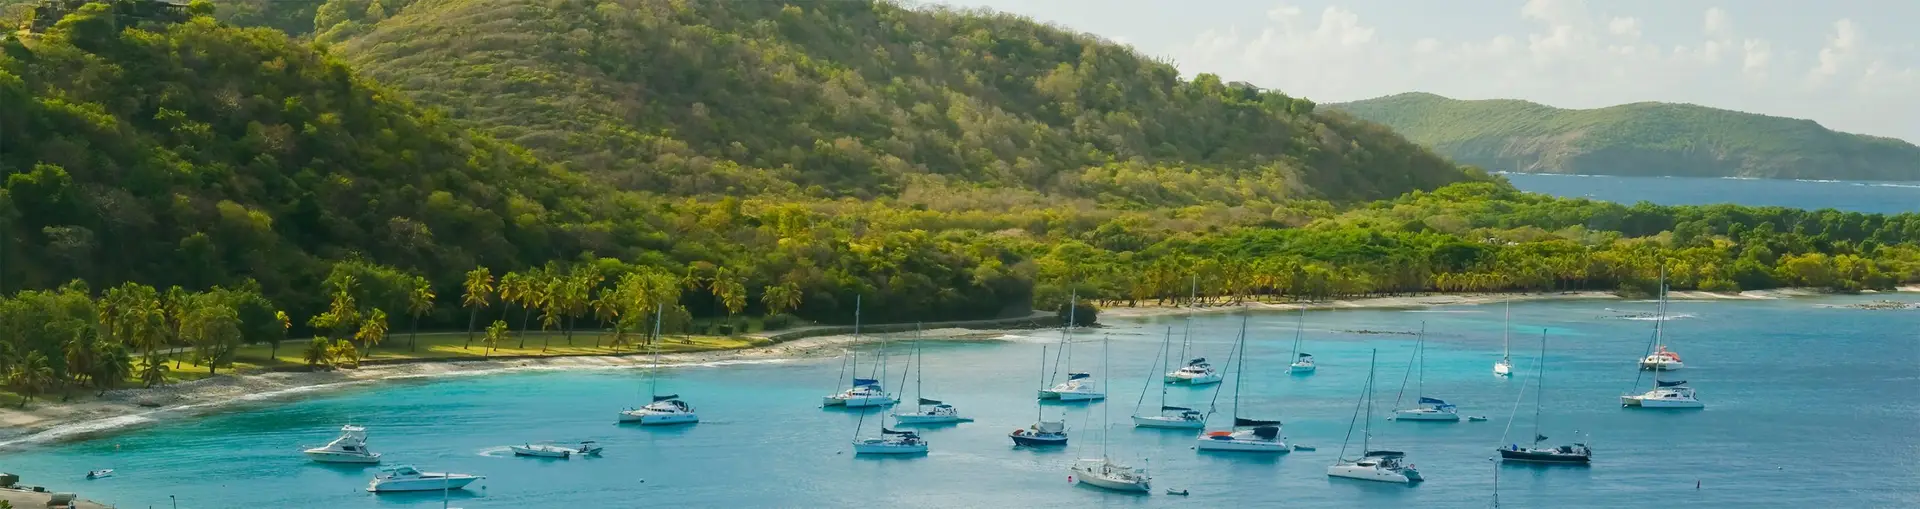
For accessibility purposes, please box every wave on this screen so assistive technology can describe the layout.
[1794,179,1843,183]
[1871,183,1920,189]
[1720,176,1759,180]
[1620,313,1696,321]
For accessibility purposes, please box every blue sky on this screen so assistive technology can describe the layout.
[932,0,1918,142]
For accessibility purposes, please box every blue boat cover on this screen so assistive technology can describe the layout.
[1657,380,1687,387]
[852,378,880,387]
[1067,372,1091,380]
[651,394,679,402]
[1418,397,1449,405]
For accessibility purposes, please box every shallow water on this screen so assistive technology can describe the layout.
[2,294,1916,507]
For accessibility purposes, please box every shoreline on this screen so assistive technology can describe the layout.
[1098,286,1918,318]
[0,327,1013,451]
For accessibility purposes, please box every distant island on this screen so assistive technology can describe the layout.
[1329,92,1920,181]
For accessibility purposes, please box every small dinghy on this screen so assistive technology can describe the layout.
[1468,415,1489,422]
[1165,488,1189,496]
[86,469,114,479]
[1292,444,1317,451]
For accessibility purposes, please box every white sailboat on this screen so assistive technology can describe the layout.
[892,325,974,425]
[822,296,898,408]
[1163,277,1223,385]
[851,410,928,455]
[1494,299,1514,377]
[621,304,700,425]
[1011,345,1070,447]
[1392,323,1462,422]
[1288,306,1316,374]
[1071,334,1151,493]
[1038,291,1105,401]
[1638,271,1686,371]
[303,424,382,464]
[1133,328,1205,429]
[1328,350,1423,484]
[1195,315,1288,453]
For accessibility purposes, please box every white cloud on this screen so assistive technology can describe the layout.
[1172,2,1919,141]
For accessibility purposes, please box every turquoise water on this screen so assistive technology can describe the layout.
[1504,173,1920,214]
[2,295,1916,507]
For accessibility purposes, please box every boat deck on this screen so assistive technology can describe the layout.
[1,487,111,509]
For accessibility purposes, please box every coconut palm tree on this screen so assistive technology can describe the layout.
[537,277,564,352]
[271,310,291,360]
[461,267,494,350]
[356,309,389,361]
[60,322,97,394]
[406,276,434,352]
[483,320,508,357]
[89,341,130,395]
[303,337,332,370]
[138,354,168,388]
[760,282,802,316]
[9,351,55,407]
[591,290,620,348]
[562,271,600,346]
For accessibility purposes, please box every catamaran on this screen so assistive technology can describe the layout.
[1195,315,1288,453]
[1038,292,1105,401]
[1494,298,1514,377]
[1500,330,1592,464]
[1133,328,1205,429]
[1288,306,1315,374]
[1623,273,1704,408]
[892,325,973,425]
[1070,334,1151,493]
[1328,350,1423,484]
[1012,345,1070,447]
[822,296,898,408]
[621,304,699,425]
[1392,323,1462,422]
[1163,277,1223,385]
[1638,269,1686,371]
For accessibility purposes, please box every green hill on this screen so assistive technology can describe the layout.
[1329,92,1920,181]
[286,0,1474,202]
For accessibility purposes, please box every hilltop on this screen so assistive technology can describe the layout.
[1329,92,1920,181]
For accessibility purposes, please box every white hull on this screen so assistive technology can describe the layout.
[305,450,381,464]
[1289,363,1315,374]
[1071,463,1150,492]
[1055,391,1106,402]
[852,440,928,455]
[1639,360,1684,370]
[619,411,700,425]
[842,395,897,408]
[367,475,480,493]
[1163,372,1223,385]
[1195,437,1289,452]
[1494,361,1512,376]
[510,445,571,458]
[1327,464,1419,483]
[1392,409,1461,421]
[1621,395,1705,408]
[1131,415,1205,429]
[892,413,972,425]
[821,396,846,406]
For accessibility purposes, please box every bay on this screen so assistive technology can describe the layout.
[1503,173,1920,214]
[2,294,1915,507]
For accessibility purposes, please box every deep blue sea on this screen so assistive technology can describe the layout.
[1504,173,1920,214]
[1,294,1916,508]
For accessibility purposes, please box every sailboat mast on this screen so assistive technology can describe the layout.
[1533,329,1546,445]
[851,295,861,385]
[1037,346,1047,421]
[1363,349,1375,454]
[1065,289,1076,378]
[1102,333,1110,459]
[1651,268,1666,390]
[1135,328,1169,413]
[1231,314,1248,420]
[913,324,923,408]
[1291,306,1305,357]
[1416,322,1427,398]
[1502,298,1511,359]
[650,303,663,399]
[1178,275,1195,371]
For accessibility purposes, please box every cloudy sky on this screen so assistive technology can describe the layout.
[933,0,1919,142]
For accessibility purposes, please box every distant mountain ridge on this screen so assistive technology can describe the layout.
[1328,92,1920,181]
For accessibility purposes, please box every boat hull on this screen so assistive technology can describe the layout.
[1327,464,1420,484]
[1131,416,1205,429]
[1498,449,1592,464]
[1162,373,1223,385]
[509,446,570,458]
[852,441,928,455]
[1639,360,1684,371]
[305,451,382,464]
[1053,391,1106,402]
[841,396,897,408]
[1288,363,1315,374]
[367,476,480,493]
[619,411,700,425]
[1074,474,1150,492]
[1494,362,1512,376]
[1392,409,1461,421]
[892,414,972,425]
[1621,395,1704,408]
[1010,434,1068,447]
[1195,437,1290,453]
[821,396,847,406]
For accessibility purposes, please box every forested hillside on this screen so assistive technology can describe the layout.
[1330,92,1920,181]
[300,0,1473,202]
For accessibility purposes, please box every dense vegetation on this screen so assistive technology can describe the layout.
[0,1,1916,404]
[1329,92,1920,181]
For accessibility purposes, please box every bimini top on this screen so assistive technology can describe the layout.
[918,398,943,405]
[1417,397,1454,408]
[1656,380,1689,388]
[1297,353,1313,358]
[1234,417,1282,427]
[1185,358,1208,366]
[1067,372,1092,381]
[1162,406,1194,412]
[852,378,880,387]
[1035,421,1066,433]
[651,394,681,402]
[1363,450,1406,458]
[1250,426,1281,440]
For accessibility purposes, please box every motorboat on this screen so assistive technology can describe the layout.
[620,395,700,425]
[1622,380,1704,408]
[1196,423,1289,452]
[303,424,382,464]
[891,330,973,425]
[510,440,602,458]
[1499,442,1593,464]
[1070,458,1151,492]
[824,380,898,407]
[1010,421,1068,447]
[1393,397,1462,421]
[1328,351,1422,484]
[1132,406,1206,429]
[366,465,483,493]
[1289,353,1316,374]
[1163,358,1222,385]
[85,469,113,480]
[1640,346,1684,371]
[1327,451,1423,484]
[853,428,928,455]
[1037,372,1104,401]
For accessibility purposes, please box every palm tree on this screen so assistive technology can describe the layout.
[310,275,360,341]
[138,354,168,388]
[271,310,291,360]
[760,282,802,316]
[303,337,333,370]
[356,309,389,361]
[461,267,494,350]
[89,341,130,395]
[60,323,96,396]
[537,277,563,352]
[483,320,508,357]
[9,351,55,407]
[162,286,191,369]
[590,291,620,349]
[562,271,600,346]
[406,276,434,352]
[329,339,359,368]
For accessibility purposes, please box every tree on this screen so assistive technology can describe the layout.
[760,282,802,316]
[355,309,390,360]
[461,267,494,350]
[271,310,291,360]
[406,276,434,352]
[329,339,359,368]
[9,351,55,407]
[183,303,242,374]
[483,320,508,356]
[138,354,168,388]
[59,321,98,395]
[89,341,131,395]
[303,337,333,370]
[310,275,360,341]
